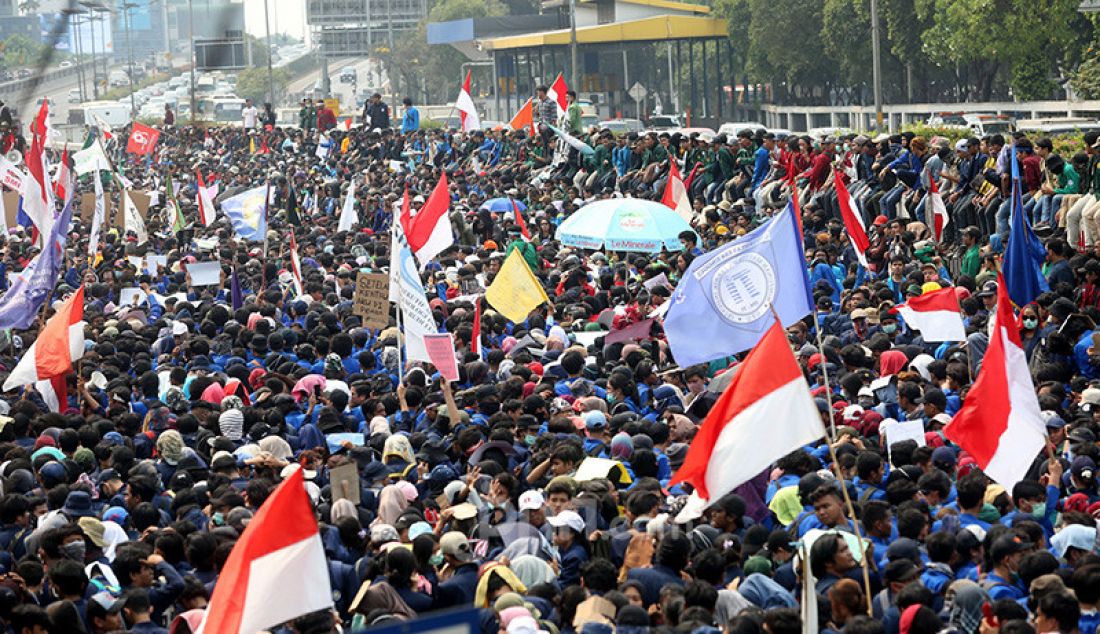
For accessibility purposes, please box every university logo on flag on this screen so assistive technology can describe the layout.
[664,204,813,366]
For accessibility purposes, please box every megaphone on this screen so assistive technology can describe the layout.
[4,150,20,165]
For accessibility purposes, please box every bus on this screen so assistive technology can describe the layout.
[195,96,245,125]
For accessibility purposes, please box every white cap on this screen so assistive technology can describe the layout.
[546,510,585,534]
[518,490,545,512]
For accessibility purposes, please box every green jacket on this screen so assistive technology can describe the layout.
[507,239,540,271]
[960,244,981,279]
[714,147,735,181]
[589,143,613,174]
[1055,163,1080,195]
[566,103,582,134]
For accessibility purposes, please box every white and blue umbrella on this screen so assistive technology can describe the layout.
[555,199,697,253]
[480,198,527,213]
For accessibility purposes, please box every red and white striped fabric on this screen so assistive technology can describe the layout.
[471,297,482,356]
[197,468,332,634]
[944,273,1046,489]
[547,73,568,117]
[892,287,965,342]
[834,169,868,267]
[401,172,454,268]
[196,169,218,226]
[669,319,825,504]
[927,175,949,242]
[288,230,304,297]
[3,287,85,392]
[456,70,481,132]
[511,198,530,240]
[661,160,693,223]
[23,99,55,239]
[53,149,72,203]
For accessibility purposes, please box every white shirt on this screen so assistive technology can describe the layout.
[242,106,258,128]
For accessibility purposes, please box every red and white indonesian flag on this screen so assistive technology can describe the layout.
[834,169,868,267]
[892,287,965,342]
[3,287,86,392]
[944,273,1046,489]
[196,169,218,226]
[456,70,480,132]
[289,230,304,297]
[548,73,568,117]
[662,160,693,223]
[23,99,55,239]
[927,175,949,242]
[197,468,332,634]
[669,319,826,506]
[401,172,454,267]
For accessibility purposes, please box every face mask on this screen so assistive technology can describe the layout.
[524,434,537,447]
[1030,502,1047,519]
[1023,318,1039,330]
[882,324,898,335]
[61,541,86,563]
[858,397,874,408]
[429,553,444,567]
[212,512,225,526]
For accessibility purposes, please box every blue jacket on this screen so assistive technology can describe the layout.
[627,564,685,606]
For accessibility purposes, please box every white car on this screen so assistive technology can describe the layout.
[599,118,645,135]
[59,60,73,69]
[67,89,82,103]
[717,121,765,137]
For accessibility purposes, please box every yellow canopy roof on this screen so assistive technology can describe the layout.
[479,14,728,51]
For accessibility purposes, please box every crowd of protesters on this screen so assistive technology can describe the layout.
[0,87,1098,634]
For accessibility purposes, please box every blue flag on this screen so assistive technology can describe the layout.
[664,203,813,366]
[1003,146,1048,307]
[231,266,243,311]
[0,199,74,330]
[221,185,268,241]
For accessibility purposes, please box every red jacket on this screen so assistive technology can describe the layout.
[317,108,336,131]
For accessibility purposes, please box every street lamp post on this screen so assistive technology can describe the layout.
[122,1,138,118]
[83,4,99,99]
[870,0,883,130]
[187,0,196,121]
[263,0,274,105]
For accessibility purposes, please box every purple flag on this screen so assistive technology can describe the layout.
[0,200,74,330]
[231,266,243,311]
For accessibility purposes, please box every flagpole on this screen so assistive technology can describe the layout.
[814,324,837,441]
[825,441,875,615]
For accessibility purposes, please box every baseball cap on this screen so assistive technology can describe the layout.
[1040,410,1066,429]
[1082,387,1100,411]
[546,510,585,534]
[518,490,545,512]
[440,531,473,562]
[370,524,399,544]
[977,281,998,297]
[583,410,607,431]
[990,535,1031,562]
[88,591,124,616]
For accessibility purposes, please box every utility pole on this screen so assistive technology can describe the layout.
[187,0,196,121]
[870,0,883,131]
[568,0,578,90]
[263,0,275,105]
[123,2,137,118]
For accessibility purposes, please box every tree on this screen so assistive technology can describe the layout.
[236,67,291,105]
[18,0,39,15]
[744,0,837,102]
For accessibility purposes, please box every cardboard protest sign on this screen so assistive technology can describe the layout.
[352,272,390,330]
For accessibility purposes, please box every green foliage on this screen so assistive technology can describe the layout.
[0,34,53,67]
[1011,52,1057,101]
[235,67,292,105]
[822,0,872,87]
[1072,45,1100,99]
[100,73,169,102]
[745,0,836,96]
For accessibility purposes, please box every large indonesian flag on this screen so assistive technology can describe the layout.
[197,468,332,634]
[547,73,568,117]
[944,274,1046,489]
[661,160,693,223]
[834,169,869,267]
[892,287,965,342]
[927,175,949,242]
[3,286,85,391]
[196,169,218,226]
[669,319,825,503]
[456,70,481,132]
[401,172,454,267]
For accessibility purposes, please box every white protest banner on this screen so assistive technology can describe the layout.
[187,261,221,286]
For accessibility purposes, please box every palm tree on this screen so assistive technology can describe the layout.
[19,0,40,16]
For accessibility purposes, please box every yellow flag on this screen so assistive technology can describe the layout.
[250,136,256,153]
[486,249,549,323]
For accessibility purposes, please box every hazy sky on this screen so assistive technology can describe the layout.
[241,0,309,42]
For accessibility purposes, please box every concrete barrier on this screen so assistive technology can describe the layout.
[0,61,99,97]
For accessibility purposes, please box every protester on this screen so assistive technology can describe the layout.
[0,96,1100,634]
